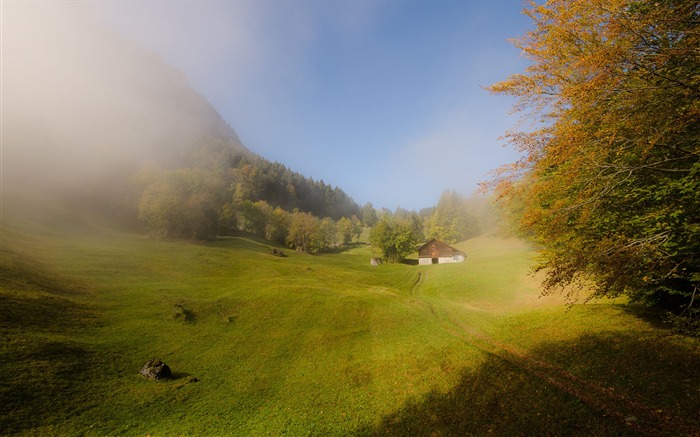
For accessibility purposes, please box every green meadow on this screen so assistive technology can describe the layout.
[1,215,699,436]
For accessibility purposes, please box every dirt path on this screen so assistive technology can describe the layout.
[409,271,424,296]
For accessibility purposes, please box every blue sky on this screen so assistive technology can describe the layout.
[101,1,532,211]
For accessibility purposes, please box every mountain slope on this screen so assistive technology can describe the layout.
[2,3,247,190]
[2,3,358,231]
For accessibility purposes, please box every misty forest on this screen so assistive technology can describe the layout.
[2,1,699,436]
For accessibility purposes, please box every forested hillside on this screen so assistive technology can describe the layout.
[3,3,359,242]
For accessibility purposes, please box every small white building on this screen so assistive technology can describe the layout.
[417,239,466,265]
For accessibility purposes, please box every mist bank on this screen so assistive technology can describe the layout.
[2,3,361,230]
[2,4,504,242]
[3,3,245,191]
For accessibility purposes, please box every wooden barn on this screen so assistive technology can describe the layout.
[417,239,465,265]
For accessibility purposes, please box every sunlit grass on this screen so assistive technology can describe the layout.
[1,219,698,435]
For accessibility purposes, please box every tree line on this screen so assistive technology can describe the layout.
[133,143,495,258]
[132,139,361,244]
[369,191,497,262]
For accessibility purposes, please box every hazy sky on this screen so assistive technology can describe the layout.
[103,2,530,210]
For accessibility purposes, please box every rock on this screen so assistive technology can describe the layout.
[271,248,287,257]
[140,358,172,381]
[173,303,196,322]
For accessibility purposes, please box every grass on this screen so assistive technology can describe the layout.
[1,212,699,436]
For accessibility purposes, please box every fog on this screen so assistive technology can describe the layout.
[2,2,238,194]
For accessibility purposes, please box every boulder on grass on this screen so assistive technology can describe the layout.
[140,358,172,381]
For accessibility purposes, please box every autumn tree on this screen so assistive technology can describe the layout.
[232,163,263,204]
[369,215,421,263]
[286,211,321,253]
[236,200,269,236]
[137,172,187,239]
[425,190,480,243]
[488,0,700,311]
[137,168,227,239]
[267,206,291,244]
[360,202,379,227]
[351,215,363,242]
[317,217,338,250]
[337,217,356,246]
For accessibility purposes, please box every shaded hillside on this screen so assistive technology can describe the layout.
[2,3,358,232]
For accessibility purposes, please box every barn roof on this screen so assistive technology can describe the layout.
[417,238,465,257]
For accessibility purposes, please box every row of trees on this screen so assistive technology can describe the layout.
[488,0,699,317]
[230,159,360,221]
[368,191,497,262]
[369,214,423,262]
[136,158,493,259]
[133,139,361,241]
[238,202,363,253]
[135,165,364,251]
[132,120,495,258]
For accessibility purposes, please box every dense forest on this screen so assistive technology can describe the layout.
[132,140,361,243]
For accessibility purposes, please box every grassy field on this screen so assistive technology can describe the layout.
[1,212,699,436]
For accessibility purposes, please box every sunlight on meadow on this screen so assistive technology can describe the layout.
[2,1,698,435]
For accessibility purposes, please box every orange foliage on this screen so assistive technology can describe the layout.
[487,0,700,303]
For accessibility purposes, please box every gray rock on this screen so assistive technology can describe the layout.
[139,358,172,381]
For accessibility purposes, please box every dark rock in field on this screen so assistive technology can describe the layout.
[140,358,172,381]
[173,303,196,323]
[189,376,199,383]
[271,248,287,257]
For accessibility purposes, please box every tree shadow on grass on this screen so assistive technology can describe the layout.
[169,371,192,381]
[0,252,103,434]
[0,335,100,434]
[358,330,700,436]
[0,292,96,332]
[616,302,674,330]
